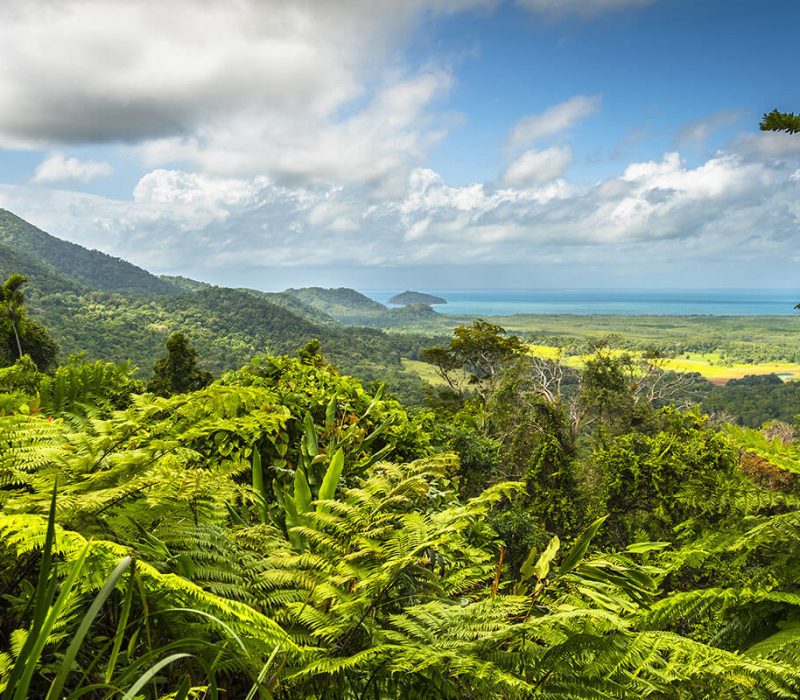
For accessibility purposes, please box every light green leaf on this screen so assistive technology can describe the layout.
[293,466,313,515]
[533,536,560,581]
[558,516,607,576]
[318,448,344,503]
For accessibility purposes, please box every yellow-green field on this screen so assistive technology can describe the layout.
[658,357,800,383]
[526,346,800,384]
[403,347,800,387]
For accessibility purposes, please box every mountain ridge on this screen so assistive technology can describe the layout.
[0,209,182,296]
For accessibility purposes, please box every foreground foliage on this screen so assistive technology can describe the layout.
[1,348,800,698]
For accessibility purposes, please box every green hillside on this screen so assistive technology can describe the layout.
[159,274,213,292]
[284,286,387,321]
[0,240,86,296]
[0,209,181,296]
[236,287,339,325]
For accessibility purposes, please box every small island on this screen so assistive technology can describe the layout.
[388,290,447,306]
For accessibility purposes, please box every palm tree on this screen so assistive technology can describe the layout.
[2,274,27,359]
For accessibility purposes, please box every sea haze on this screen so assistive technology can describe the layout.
[363,290,800,317]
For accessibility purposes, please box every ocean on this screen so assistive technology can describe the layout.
[362,289,800,317]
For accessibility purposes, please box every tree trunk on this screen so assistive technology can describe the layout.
[10,318,22,359]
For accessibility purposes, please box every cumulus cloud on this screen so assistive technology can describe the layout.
[3,144,798,287]
[0,0,487,187]
[517,0,655,18]
[31,154,113,184]
[135,70,456,190]
[501,146,573,185]
[506,96,601,152]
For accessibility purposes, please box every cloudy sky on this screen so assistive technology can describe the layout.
[1,0,799,290]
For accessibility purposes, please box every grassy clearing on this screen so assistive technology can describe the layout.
[660,358,800,383]
[523,345,800,384]
[401,359,450,386]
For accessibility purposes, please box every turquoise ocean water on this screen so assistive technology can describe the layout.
[362,290,800,316]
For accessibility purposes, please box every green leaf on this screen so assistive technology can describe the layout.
[293,466,313,515]
[121,653,192,700]
[361,418,391,448]
[225,501,247,526]
[13,543,91,700]
[360,385,383,421]
[303,412,319,457]
[558,516,607,576]
[533,536,560,581]
[325,396,337,427]
[520,545,540,582]
[6,482,58,697]
[105,569,135,684]
[624,541,671,554]
[318,447,345,503]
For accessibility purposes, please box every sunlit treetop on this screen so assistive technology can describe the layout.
[760,109,800,134]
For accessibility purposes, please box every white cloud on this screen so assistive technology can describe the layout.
[730,131,800,160]
[31,154,113,184]
[2,138,799,289]
[501,146,573,185]
[135,70,456,190]
[517,0,655,18]
[0,0,487,188]
[506,95,601,152]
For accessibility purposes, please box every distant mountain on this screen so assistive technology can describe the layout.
[388,291,447,306]
[235,288,339,325]
[0,209,181,296]
[159,275,341,325]
[284,287,388,324]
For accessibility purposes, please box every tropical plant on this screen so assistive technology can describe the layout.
[147,332,213,396]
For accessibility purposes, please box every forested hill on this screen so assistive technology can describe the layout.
[284,286,388,320]
[29,285,415,381]
[0,239,86,296]
[388,290,447,305]
[0,209,431,401]
[0,208,181,296]
[282,286,454,329]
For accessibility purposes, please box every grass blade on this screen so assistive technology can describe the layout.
[13,542,91,700]
[120,653,192,700]
[46,556,132,700]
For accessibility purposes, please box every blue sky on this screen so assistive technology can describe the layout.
[0,0,799,290]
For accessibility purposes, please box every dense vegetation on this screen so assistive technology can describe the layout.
[3,296,800,697]
[703,374,800,427]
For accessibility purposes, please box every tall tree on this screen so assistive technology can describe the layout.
[422,320,524,402]
[1,274,26,359]
[0,275,57,372]
[147,331,213,396]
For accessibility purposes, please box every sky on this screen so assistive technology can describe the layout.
[0,0,799,291]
